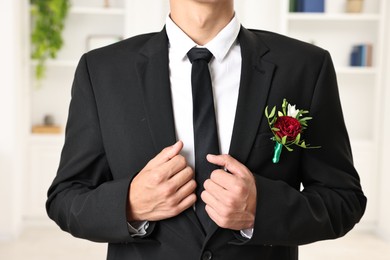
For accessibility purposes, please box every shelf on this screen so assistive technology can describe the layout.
[287,13,381,22]
[70,6,125,15]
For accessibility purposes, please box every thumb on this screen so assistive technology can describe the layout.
[207,154,247,178]
[148,141,183,167]
[165,140,183,159]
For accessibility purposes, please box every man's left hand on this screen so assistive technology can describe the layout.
[202,154,257,231]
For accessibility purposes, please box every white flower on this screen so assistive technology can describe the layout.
[287,104,299,118]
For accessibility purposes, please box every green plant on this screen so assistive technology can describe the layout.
[31,0,71,81]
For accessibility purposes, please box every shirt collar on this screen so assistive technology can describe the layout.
[166,14,241,62]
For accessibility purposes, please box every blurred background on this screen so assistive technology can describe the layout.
[1,0,390,259]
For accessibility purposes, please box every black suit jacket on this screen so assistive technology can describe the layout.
[46,27,366,260]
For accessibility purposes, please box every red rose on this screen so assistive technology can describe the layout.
[274,116,302,141]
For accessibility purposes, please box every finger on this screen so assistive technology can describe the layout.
[175,178,197,202]
[164,183,197,218]
[204,173,231,200]
[169,166,194,188]
[207,154,248,178]
[201,190,224,215]
[147,141,183,168]
[208,169,237,191]
[204,201,226,229]
[175,192,197,214]
[201,191,225,226]
[161,154,188,179]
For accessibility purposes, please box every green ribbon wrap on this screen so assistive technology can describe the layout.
[272,142,283,164]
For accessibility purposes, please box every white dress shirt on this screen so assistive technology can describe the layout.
[166,15,241,169]
[166,15,253,239]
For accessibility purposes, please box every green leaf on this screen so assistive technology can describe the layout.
[285,146,294,152]
[271,127,280,132]
[282,99,288,115]
[31,0,71,82]
[282,136,287,145]
[269,106,276,118]
[295,133,301,144]
[278,111,284,117]
[300,117,312,122]
[265,106,269,118]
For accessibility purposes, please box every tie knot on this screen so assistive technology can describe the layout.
[187,48,213,64]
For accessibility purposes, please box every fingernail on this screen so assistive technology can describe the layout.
[173,140,183,148]
[206,154,215,160]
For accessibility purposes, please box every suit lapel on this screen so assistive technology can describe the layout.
[136,29,206,236]
[136,28,177,152]
[229,27,276,164]
[206,27,276,237]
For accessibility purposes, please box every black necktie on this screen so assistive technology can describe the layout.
[187,47,220,231]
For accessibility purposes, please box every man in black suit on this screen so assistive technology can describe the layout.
[46,0,366,259]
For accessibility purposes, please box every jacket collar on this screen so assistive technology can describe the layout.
[228,26,275,164]
[136,28,177,153]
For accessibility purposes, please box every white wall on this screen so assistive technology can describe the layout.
[125,0,169,37]
[235,0,282,33]
[124,0,283,37]
[377,1,390,241]
[0,0,26,239]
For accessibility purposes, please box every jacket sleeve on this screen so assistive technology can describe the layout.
[45,54,155,243]
[246,51,367,246]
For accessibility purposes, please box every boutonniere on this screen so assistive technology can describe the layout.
[265,99,320,163]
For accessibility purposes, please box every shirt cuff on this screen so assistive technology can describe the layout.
[240,228,254,239]
[127,221,149,237]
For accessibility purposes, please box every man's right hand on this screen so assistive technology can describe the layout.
[127,141,197,222]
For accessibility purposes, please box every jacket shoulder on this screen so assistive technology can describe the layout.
[248,29,324,51]
[86,32,159,57]
[246,28,329,68]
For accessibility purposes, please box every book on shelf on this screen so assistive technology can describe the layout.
[290,0,325,13]
[350,44,373,67]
